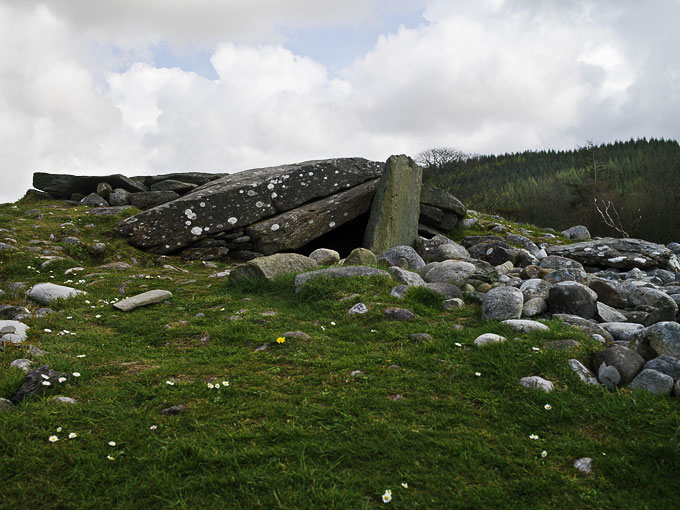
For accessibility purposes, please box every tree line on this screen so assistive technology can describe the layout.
[418,138,680,244]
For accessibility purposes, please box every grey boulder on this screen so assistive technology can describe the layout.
[113,290,173,312]
[27,283,86,305]
[378,246,425,271]
[548,282,598,319]
[628,369,674,395]
[592,345,645,390]
[230,253,318,282]
[481,287,524,321]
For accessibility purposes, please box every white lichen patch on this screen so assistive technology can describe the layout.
[184,209,197,220]
[199,202,206,208]
[228,217,238,225]
[267,183,275,190]
[329,221,336,228]
[255,201,264,208]
[608,257,625,263]
[191,226,202,236]
[271,192,278,199]
[308,172,313,176]
[185,221,192,226]
[271,224,280,231]
[634,257,647,264]
[247,190,256,197]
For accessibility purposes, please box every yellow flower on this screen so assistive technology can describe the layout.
[276,337,286,344]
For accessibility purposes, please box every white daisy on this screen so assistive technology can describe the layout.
[49,435,58,443]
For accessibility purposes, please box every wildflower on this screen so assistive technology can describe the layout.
[276,336,286,344]
[215,383,220,389]
[44,328,52,333]
[544,404,552,410]
[58,377,66,383]
[76,354,85,358]
[72,372,80,377]
[207,383,214,389]
[56,427,62,433]
[330,321,336,326]
[108,441,116,447]
[222,381,229,387]
[107,455,115,461]
[541,450,548,458]
[41,374,49,380]
[529,434,539,440]
[166,380,175,386]
[382,490,392,503]
[475,372,481,377]
[95,314,101,318]
[41,381,51,386]
[455,342,462,347]
[532,347,540,351]
[68,432,77,439]
[49,435,58,443]
[401,482,408,489]
[85,300,91,304]
[149,425,157,430]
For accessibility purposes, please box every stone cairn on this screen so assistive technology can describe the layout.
[19,154,680,398]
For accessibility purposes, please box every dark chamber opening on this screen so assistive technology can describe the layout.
[296,212,371,258]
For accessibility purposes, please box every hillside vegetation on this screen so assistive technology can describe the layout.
[422,138,680,244]
[1,197,679,509]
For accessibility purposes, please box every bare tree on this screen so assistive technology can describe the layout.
[594,198,641,238]
[415,147,470,169]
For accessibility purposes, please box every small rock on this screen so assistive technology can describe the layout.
[159,404,188,415]
[0,398,14,412]
[92,243,107,255]
[442,298,464,311]
[349,303,369,314]
[308,248,340,265]
[50,396,77,404]
[350,370,364,377]
[501,319,549,333]
[26,283,86,305]
[409,333,432,343]
[388,394,404,401]
[573,457,593,474]
[113,290,173,311]
[390,285,409,299]
[282,331,311,340]
[9,359,32,372]
[628,369,674,395]
[383,308,415,321]
[519,376,554,392]
[26,345,48,357]
[567,359,599,386]
[481,286,524,320]
[344,247,377,266]
[545,339,580,351]
[474,333,506,347]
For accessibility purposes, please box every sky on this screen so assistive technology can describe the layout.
[1,0,679,204]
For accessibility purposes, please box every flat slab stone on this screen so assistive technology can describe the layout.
[246,179,379,255]
[33,172,147,198]
[116,158,383,253]
[294,266,390,292]
[519,376,554,392]
[113,290,173,311]
[230,253,318,281]
[26,283,86,305]
[546,238,674,270]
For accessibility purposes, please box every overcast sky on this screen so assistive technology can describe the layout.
[1,0,678,204]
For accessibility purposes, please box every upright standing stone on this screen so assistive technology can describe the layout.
[363,155,422,254]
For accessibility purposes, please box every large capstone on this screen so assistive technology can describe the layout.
[363,155,422,253]
[116,158,383,254]
[546,238,674,270]
[33,172,147,198]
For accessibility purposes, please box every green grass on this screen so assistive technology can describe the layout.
[1,197,679,509]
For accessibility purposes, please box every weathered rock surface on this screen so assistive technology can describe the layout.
[415,234,470,262]
[344,247,377,266]
[0,321,29,342]
[33,172,147,199]
[388,267,426,287]
[117,158,383,253]
[474,333,506,346]
[423,260,477,286]
[364,155,422,253]
[548,282,598,319]
[562,225,591,240]
[230,254,318,281]
[568,359,599,386]
[308,248,340,265]
[26,283,86,304]
[481,287,524,321]
[628,369,674,395]
[519,376,554,392]
[113,290,173,312]
[643,356,680,380]
[11,365,70,404]
[501,319,549,333]
[246,179,379,255]
[378,246,425,271]
[592,345,645,389]
[419,187,466,230]
[546,238,674,270]
[642,321,680,358]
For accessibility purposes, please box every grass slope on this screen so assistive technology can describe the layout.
[0,198,679,509]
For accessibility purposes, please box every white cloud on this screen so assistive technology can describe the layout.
[0,0,679,204]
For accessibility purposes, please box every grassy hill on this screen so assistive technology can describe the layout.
[0,196,679,509]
